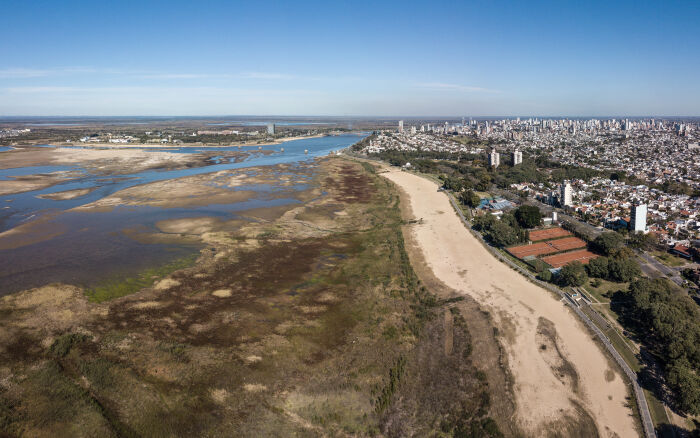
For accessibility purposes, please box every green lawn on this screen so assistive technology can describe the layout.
[645,389,673,434]
[652,251,688,268]
[583,278,628,303]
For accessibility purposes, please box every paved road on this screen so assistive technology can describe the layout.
[637,251,684,286]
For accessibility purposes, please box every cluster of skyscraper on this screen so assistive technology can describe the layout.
[398,117,695,138]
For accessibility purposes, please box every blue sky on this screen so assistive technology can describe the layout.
[1,0,699,116]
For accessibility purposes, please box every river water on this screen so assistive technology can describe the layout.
[0,134,364,295]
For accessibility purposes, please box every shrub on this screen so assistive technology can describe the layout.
[537,270,553,282]
[49,333,90,358]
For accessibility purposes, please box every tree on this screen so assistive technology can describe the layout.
[667,362,700,415]
[628,231,659,251]
[607,257,641,282]
[473,214,496,232]
[475,174,492,191]
[442,175,464,192]
[559,261,587,287]
[514,205,542,229]
[586,256,609,278]
[592,232,624,256]
[621,278,700,415]
[611,247,635,260]
[487,221,520,247]
[460,190,481,208]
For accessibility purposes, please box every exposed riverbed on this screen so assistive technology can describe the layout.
[0,134,364,295]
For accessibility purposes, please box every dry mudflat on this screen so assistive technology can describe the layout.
[0,158,509,437]
[36,187,97,200]
[382,167,639,438]
[0,146,254,196]
[73,163,309,211]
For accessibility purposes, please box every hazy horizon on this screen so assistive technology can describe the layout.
[2,115,700,121]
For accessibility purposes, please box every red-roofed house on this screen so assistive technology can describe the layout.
[670,244,692,259]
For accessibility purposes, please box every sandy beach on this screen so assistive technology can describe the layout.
[382,167,639,437]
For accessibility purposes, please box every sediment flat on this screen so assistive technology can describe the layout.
[0,158,500,435]
[36,187,97,200]
[382,167,639,437]
[52,134,325,149]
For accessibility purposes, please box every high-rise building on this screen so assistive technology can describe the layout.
[410,126,417,135]
[560,181,572,207]
[512,148,523,165]
[267,123,275,135]
[488,149,500,168]
[630,202,648,233]
[398,120,404,133]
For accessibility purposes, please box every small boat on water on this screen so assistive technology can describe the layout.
[304,149,308,154]
[280,148,284,152]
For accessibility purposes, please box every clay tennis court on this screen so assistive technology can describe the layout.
[528,227,572,242]
[507,242,559,258]
[549,236,587,252]
[542,250,599,268]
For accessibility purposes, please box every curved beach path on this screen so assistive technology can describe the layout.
[382,167,639,437]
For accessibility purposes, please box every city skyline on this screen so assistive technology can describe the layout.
[1,0,699,116]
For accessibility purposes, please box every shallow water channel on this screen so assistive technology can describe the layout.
[0,134,364,295]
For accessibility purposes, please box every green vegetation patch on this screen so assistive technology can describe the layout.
[49,333,91,358]
[652,251,688,268]
[84,253,198,302]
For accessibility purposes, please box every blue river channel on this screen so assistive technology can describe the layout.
[0,134,364,295]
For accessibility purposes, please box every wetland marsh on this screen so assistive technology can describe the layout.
[0,136,509,437]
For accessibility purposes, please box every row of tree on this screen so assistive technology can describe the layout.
[585,255,641,283]
[615,278,700,415]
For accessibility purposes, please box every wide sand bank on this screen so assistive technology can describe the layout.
[382,167,638,437]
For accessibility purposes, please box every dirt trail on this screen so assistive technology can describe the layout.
[382,167,639,438]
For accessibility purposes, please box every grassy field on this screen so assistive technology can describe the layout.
[0,158,505,437]
[652,251,689,268]
[582,278,628,304]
